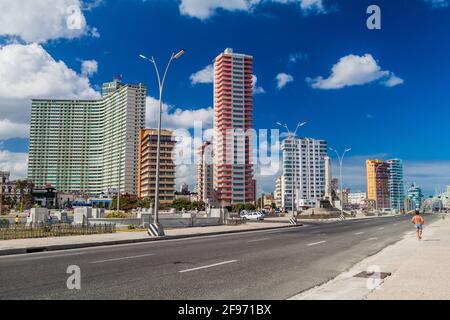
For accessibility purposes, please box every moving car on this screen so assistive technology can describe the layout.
[241,212,265,221]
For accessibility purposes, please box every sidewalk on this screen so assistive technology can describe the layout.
[290,215,450,300]
[0,221,293,256]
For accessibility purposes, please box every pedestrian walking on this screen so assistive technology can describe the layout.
[411,210,424,240]
[15,215,20,226]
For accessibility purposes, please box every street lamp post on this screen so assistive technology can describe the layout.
[330,148,351,220]
[140,50,185,237]
[277,121,307,216]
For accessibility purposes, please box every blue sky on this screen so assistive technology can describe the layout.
[0,0,449,196]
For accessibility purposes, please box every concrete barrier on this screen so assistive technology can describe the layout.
[88,218,140,227]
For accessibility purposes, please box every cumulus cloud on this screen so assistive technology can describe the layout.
[252,75,266,94]
[289,52,308,64]
[0,43,100,137]
[0,0,100,43]
[0,149,28,179]
[0,120,29,140]
[307,54,404,90]
[81,59,98,77]
[276,73,294,89]
[190,64,214,85]
[146,96,213,130]
[178,0,327,20]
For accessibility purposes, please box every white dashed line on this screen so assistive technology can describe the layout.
[247,238,270,243]
[354,232,364,235]
[90,253,154,264]
[367,237,378,241]
[378,227,385,230]
[307,241,326,247]
[179,260,238,273]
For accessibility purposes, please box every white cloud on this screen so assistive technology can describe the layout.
[252,75,266,94]
[81,59,98,77]
[307,54,403,90]
[178,0,327,20]
[0,150,28,180]
[276,72,294,89]
[423,0,449,8]
[190,64,214,85]
[0,0,99,43]
[0,119,29,140]
[0,43,100,138]
[382,73,404,87]
[146,96,213,130]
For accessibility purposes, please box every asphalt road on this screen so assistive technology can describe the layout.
[0,214,439,300]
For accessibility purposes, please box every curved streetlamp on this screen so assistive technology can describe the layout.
[140,50,185,236]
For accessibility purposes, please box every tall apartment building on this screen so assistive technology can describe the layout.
[213,48,255,206]
[197,141,215,205]
[281,137,328,211]
[138,129,176,204]
[28,78,146,195]
[387,159,404,210]
[407,183,424,210]
[366,160,391,209]
[274,176,282,209]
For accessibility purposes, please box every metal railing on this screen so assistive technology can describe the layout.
[0,223,116,240]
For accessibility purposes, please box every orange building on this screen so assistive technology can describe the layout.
[138,129,176,204]
[366,160,391,209]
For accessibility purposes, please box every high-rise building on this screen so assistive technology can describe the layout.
[274,176,282,209]
[197,141,215,205]
[213,48,255,206]
[28,78,146,195]
[387,159,404,210]
[366,160,391,209]
[138,129,176,204]
[407,183,424,210]
[281,137,328,211]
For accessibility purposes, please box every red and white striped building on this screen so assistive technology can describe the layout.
[213,48,256,207]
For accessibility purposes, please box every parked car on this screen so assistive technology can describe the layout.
[241,212,265,221]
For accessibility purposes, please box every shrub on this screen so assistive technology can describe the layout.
[0,219,9,228]
[106,211,129,218]
[127,224,136,230]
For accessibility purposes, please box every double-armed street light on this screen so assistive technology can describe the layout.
[329,147,352,220]
[139,49,185,236]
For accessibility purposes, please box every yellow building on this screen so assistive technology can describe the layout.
[138,129,176,204]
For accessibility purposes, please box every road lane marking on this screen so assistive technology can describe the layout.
[367,237,378,241]
[90,253,154,264]
[354,232,364,235]
[307,241,326,247]
[179,260,237,273]
[247,238,270,243]
[378,227,385,230]
[393,224,398,226]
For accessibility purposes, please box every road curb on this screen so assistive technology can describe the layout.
[0,224,303,257]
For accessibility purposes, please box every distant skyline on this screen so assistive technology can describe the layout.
[0,0,449,196]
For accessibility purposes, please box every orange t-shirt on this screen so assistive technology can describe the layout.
[412,215,424,225]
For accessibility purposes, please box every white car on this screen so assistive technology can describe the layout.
[241,212,265,221]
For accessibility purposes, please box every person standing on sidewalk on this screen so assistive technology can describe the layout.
[411,210,424,240]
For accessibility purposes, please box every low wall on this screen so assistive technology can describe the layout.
[88,218,140,227]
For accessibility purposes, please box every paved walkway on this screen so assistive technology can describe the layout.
[290,214,450,300]
[0,221,289,255]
